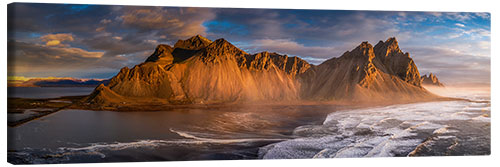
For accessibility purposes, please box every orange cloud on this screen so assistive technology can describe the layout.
[46,40,61,46]
[40,33,74,46]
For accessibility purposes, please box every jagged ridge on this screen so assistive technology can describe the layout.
[421,73,445,87]
[84,35,438,107]
[85,35,311,105]
[299,38,434,101]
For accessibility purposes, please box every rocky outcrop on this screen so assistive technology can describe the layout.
[373,37,422,87]
[84,35,438,107]
[421,73,445,87]
[238,51,311,78]
[173,34,212,50]
[145,44,174,65]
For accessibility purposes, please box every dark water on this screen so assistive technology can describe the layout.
[8,87,95,99]
[7,87,491,164]
[8,105,338,164]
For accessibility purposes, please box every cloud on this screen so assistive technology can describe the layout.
[206,10,413,49]
[474,12,490,19]
[100,19,112,24]
[7,39,148,79]
[447,27,490,40]
[445,13,475,22]
[244,38,344,61]
[9,40,103,60]
[95,27,106,32]
[7,4,490,84]
[80,33,157,57]
[40,33,74,46]
[8,4,113,36]
[8,40,110,75]
[477,41,490,50]
[407,46,490,84]
[45,40,61,46]
[119,7,216,39]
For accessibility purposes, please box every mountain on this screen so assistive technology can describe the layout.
[299,38,433,102]
[421,73,445,87]
[8,77,109,87]
[84,35,311,107]
[83,35,438,108]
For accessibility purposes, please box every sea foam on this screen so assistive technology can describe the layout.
[259,94,491,159]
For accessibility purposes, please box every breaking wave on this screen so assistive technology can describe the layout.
[169,128,287,144]
[259,95,490,159]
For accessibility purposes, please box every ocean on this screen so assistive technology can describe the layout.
[8,87,95,99]
[7,86,490,164]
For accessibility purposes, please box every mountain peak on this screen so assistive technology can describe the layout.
[386,37,398,44]
[174,34,212,50]
[372,37,421,87]
[343,41,375,60]
[359,41,372,48]
[191,34,211,42]
[153,44,173,54]
[421,73,444,87]
[145,44,174,65]
[374,37,401,56]
[195,38,248,62]
[210,38,234,47]
[205,38,245,53]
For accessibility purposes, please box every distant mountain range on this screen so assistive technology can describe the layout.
[8,78,109,87]
[84,35,442,107]
[421,73,445,87]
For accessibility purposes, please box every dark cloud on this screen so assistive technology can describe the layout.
[7,40,126,78]
[8,3,112,35]
[118,6,215,39]
[80,33,156,57]
[7,3,218,78]
[205,9,405,46]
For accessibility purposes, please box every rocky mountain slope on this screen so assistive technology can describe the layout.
[421,73,445,87]
[84,35,438,107]
[84,35,311,106]
[299,38,433,101]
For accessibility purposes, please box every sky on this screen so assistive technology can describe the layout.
[7,3,490,85]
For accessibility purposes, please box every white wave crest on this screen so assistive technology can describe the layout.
[169,128,287,144]
[260,97,490,159]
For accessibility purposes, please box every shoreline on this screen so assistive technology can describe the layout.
[8,94,467,127]
[7,96,84,127]
[7,94,490,163]
[75,96,466,112]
